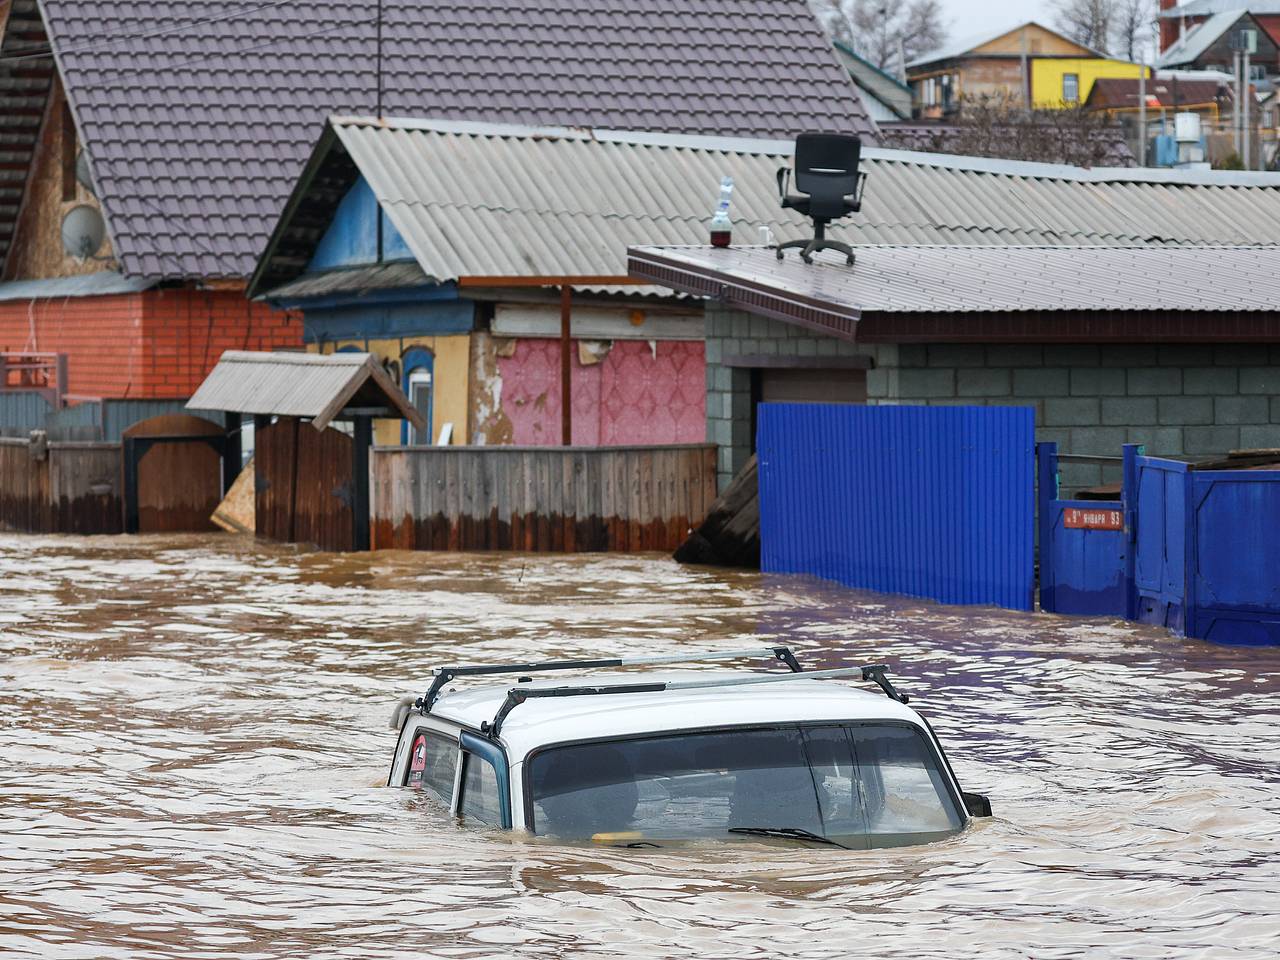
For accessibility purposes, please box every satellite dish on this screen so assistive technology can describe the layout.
[61,204,105,260]
[75,149,95,195]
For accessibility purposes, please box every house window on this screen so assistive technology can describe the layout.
[401,346,435,445]
[1063,73,1080,103]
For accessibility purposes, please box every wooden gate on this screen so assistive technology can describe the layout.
[122,414,226,533]
[255,417,355,551]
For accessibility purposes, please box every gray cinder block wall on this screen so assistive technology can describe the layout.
[706,305,1280,491]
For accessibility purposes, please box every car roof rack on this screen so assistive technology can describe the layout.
[417,646,803,714]
[482,664,908,738]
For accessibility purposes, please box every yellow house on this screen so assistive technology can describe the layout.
[1031,57,1149,108]
[907,21,1150,117]
[311,334,471,448]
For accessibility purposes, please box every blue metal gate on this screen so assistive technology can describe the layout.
[757,403,1035,610]
[1129,452,1190,634]
[1036,443,1126,616]
[1126,446,1280,645]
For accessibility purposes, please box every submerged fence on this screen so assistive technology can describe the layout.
[371,444,718,552]
[0,436,123,534]
[757,403,1036,611]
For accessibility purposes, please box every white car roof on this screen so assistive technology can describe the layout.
[426,670,927,760]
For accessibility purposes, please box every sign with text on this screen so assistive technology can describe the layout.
[1063,507,1123,531]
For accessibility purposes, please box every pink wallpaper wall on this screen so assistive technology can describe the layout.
[498,339,705,446]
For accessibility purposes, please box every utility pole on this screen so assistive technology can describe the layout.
[1020,26,1030,113]
[1233,49,1241,155]
[1244,45,1253,169]
[1138,65,1147,166]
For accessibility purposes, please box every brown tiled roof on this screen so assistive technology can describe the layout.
[1086,77,1230,110]
[34,0,874,282]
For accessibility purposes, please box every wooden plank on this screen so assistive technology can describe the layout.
[522,450,536,551]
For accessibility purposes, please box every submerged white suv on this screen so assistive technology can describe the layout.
[387,647,991,849]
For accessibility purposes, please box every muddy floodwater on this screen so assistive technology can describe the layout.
[1,534,1278,958]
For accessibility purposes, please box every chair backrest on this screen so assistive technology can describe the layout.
[793,133,862,218]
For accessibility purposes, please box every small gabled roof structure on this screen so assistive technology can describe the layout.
[250,117,1280,302]
[1157,10,1271,67]
[33,0,873,282]
[186,351,425,433]
[907,21,1106,70]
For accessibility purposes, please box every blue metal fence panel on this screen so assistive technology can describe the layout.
[1187,470,1280,646]
[1131,454,1189,634]
[757,403,1035,611]
[102,399,217,441]
[45,401,103,440]
[0,391,53,436]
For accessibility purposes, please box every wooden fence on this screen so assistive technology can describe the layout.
[255,418,356,552]
[371,445,718,552]
[0,436,123,534]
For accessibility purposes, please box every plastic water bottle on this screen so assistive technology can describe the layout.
[709,176,733,247]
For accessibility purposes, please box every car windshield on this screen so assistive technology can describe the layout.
[528,724,965,849]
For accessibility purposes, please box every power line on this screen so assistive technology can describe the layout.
[0,0,307,65]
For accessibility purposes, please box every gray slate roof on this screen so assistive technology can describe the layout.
[1161,1,1280,16]
[628,244,1280,334]
[186,350,425,431]
[39,0,872,283]
[1157,11,1245,67]
[251,119,1280,298]
[0,270,154,304]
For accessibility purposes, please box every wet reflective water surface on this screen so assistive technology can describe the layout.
[1,533,1278,958]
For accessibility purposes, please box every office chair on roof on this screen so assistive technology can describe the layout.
[775,133,866,266]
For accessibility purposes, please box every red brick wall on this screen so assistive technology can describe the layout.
[0,288,300,400]
[140,289,301,397]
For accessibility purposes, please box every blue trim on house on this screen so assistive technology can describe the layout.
[400,346,435,444]
[277,281,461,313]
[308,177,413,270]
[300,293,475,343]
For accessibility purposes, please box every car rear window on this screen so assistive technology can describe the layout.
[527,724,963,848]
[405,730,457,803]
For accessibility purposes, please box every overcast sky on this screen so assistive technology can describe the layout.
[939,0,1059,42]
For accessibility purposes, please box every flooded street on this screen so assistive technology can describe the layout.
[1,533,1278,958]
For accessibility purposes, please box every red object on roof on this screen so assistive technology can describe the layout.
[1086,77,1230,111]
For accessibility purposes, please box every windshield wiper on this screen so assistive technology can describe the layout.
[727,826,849,849]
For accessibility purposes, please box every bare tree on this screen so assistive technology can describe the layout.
[881,93,1134,167]
[1053,0,1116,54]
[1112,0,1156,61]
[808,0,947,72]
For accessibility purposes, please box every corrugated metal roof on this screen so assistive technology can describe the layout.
[186,350,424,432]
[628,244,1280,323]
[0,271,155,303]
[38,0,872,282]
[254,118,1280,297]
[1158,12,1243,66]
[1161,1,1280,17]
[266,262,430,300]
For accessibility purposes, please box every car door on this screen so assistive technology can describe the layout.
[456,730,512,829]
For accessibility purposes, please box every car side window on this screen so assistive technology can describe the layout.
[405,730,458,803]
[458,751,502,827]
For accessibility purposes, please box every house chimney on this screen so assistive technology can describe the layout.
[1159,0,1179,54]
